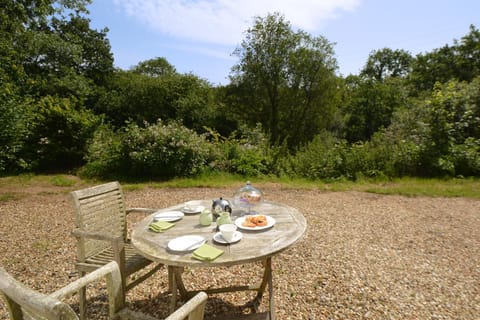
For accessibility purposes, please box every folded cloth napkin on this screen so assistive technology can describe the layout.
[149,220,175,232]
[192,243,224,262]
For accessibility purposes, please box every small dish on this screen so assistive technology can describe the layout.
[234,215,276,231]
[213,231,243,244]
[153,210,184,222]
[167,235,206,252]
[182,205,205,214]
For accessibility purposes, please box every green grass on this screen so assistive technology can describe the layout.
[50,175,77,187]
[360,177,480,198]
[0,192,19,202]
[126,174,480,199]
[1,173,479,199]
[0,173,78,188]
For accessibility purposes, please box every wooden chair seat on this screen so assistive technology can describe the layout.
[76,242,153,290]
[82,243,147,270]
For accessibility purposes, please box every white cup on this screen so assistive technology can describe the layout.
[219,224,237,242]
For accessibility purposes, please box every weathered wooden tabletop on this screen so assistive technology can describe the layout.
[131,200,307,268]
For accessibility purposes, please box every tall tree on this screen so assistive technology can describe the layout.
[1,0,113,99]
[360,48,413,81]
[0,0,111,172]
[342,75,409,142]
[229,12,338,148]
[131,57,177,77]
[409,24,480,92]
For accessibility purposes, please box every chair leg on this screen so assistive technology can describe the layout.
[79,271,87,320]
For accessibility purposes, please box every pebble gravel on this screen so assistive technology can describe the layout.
[0,183,479,319]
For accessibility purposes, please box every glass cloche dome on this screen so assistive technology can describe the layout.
[233,181,263,214]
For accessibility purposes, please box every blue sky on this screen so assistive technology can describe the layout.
[87,0,479,85]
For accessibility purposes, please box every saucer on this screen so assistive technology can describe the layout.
[213,231,243,244]
[181,205,205,214]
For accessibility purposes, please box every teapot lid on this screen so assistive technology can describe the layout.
[213,197,231,204]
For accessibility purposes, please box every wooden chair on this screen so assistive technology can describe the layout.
[0,261,208,320]
[70,181,162,319]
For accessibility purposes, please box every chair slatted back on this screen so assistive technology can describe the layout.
[70,182,127,260]
[0,268,78,320]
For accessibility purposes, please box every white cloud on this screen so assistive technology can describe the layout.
[113,0,360,45]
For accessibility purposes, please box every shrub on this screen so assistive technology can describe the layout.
[80,124,125,178]
[1,94,100,173]
[82,120,212,179]
[286,131,348,179]
[448,137,480,176]
[0,92,33,173]
[21,96,101,171]
[209,124,273,177]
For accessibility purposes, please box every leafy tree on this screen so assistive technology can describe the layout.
[0,1,112,173]
[360,48,413,81]
[25,5,113,99]
[1,0,113,100]
[230,12,338,148]
[95,69,221,134]
[341,75,409,142]
[20,96,101,171]
[422,78,480,175]
[455,24,480,82]
[131,57,177,77]
[409,24,480,92]
[0,88,34,173]
[409,45,457,92]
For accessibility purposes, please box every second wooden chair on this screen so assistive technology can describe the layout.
[70,181,163,319]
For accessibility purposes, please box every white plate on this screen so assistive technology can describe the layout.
[153,210,184,222]
[182,205,205,214]
[213,231,243,244]
[167,235,206,252]
[235,215,276,231]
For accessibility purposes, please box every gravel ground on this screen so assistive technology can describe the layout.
[0,182,479,319]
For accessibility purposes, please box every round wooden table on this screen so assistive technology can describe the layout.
[131,200,306,319]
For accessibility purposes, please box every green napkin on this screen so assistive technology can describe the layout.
[192,243,224,262]
[149,220,175,233]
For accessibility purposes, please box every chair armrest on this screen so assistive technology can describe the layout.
[72,229,124,243]
[50,261,121,300]
[50,261,125,317]
[126,207,158,215]
[165,291,208,320]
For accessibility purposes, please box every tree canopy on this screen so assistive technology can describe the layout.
[1,5,479,179]
[229,12,338,149]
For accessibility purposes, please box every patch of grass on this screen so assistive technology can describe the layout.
[119,173,233,191]
[1,173,479,199]
[0,192,19,202]
[0,174,84,190]
[50,175,77,187]
[0,173,36,188]
[147,173,248,189]
[359,177,480,198]
[32,239,50,251]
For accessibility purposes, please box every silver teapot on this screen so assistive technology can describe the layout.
[212,197,232,215]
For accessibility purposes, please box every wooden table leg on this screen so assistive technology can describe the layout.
[173,267,189,299]
[268,260,274,320]
[169,259,275,317]
[168,266,178,313]
[244,257,273,316]
[168,265,190,312]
